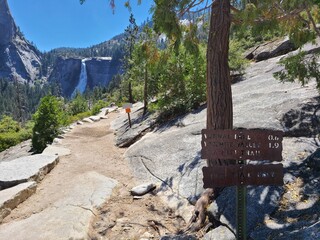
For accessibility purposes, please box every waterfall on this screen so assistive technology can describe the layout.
[72,59,88,98]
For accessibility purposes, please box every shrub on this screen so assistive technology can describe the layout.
[91,100,108,115]
[32,95,64,153]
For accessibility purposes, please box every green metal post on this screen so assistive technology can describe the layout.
[237,160,247,240]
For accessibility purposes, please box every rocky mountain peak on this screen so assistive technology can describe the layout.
[0,0,17,45]
[0,0,42,82]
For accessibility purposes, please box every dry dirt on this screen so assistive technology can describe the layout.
[2,111,186,239]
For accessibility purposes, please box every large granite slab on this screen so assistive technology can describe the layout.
[0,155,59,189]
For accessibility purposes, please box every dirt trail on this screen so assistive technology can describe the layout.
[2,111,185,239]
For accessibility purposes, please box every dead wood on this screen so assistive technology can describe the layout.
[184,188,215,233]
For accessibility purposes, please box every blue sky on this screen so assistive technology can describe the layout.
[8,0,153,52]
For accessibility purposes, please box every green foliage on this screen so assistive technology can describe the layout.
[0,116,20,133]
[91,100,108,115]
[229,40,250,73]
[68,92,88,116]
[274,51,320,90]
[32,96,65,153]
[0,116,33,152]
[0,78,49,122]
[67,111,92,124]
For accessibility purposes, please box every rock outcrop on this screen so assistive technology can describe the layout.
[245,37,297,62]
[48,57,119,97]
[86,57,119,89]
[0,0,42,82]
[48,57,81,97]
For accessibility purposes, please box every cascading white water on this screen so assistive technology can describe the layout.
[71,59,88,98]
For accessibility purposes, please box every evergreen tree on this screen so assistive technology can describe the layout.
[32,95,63,153]
[123,13,139,103]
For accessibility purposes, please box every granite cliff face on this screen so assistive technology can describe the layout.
[48,58,82,97]
[0,0,42,82]
[86,57,118,89]
[48,57,119,98]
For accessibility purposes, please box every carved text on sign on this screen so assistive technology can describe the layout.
[202,164,284,188]
[201,129,283,161]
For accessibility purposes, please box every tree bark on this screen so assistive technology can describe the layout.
[128,81,134,104]
[207,0,233,133]
[186,0,233,232]
[143,64,148,115]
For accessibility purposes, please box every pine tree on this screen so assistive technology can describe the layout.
[32,95,63,153]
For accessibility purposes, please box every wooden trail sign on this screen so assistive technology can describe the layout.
[201,129,283,161]
[122,103,133,128]
[202,164,284,188]
[200,128,284,240]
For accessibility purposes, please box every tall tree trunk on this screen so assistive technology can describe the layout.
[128,81,134,103]
[185,0,233,233]
[207,0,233,133]
[143,64,148,115]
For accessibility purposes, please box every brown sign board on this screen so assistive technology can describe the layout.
[201,129,283,161]
[202,164,284,188]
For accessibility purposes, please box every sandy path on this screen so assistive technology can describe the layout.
[2,111,184,239]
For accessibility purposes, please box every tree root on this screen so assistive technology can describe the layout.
[183,188,215,233]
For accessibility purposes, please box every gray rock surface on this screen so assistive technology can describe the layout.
[208,186,283,234]
[0,0,16,45]
[0,0,42,82]
[245,37,297,62]
[0,181,36,222]
[48,57,81,97]
[160,235,197,240]
[204,226,236,240]
[112,102,158,147]
[0,140,32,162]
[86,57,119,89]
[83,117,94,123]
[0,155,59,189]
[42,145,71,157]
[0,171,118,240]
[89,115,101,122]
[251,220,320,240]
[130,183,156,196]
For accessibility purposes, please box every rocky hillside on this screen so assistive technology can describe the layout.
[112,39,320,239]
[0,0,42,82]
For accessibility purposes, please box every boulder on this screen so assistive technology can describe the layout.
[0,155,59,189]
[0,140,32,163]
[245,38,297,62]
[0,181,36,222]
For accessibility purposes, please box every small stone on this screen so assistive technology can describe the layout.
[130,183,156,196]
[77,121,84,125]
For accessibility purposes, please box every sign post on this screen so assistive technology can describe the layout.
[123,103,133,128]
[201,129,284,240]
